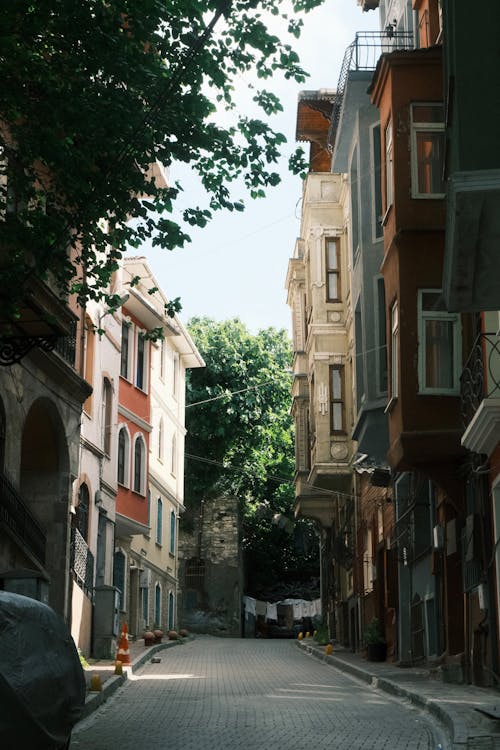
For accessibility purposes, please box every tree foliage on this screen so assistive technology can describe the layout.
[185,317,318,595]
[0,0,320,318]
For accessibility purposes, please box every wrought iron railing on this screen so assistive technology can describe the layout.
[327,31,415,152]
[0,472,46,564]
[53,316,77,366]
[70,526,94,597]
[460,333,500,429]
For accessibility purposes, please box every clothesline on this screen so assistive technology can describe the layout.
[243,596,321,621]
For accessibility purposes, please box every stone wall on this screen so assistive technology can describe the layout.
[178,496,243,637]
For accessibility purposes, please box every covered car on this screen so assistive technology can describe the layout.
[0,591,86,749]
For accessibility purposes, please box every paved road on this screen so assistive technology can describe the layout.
[72,636,444,750]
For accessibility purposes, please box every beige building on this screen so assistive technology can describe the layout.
[286,91,357,641]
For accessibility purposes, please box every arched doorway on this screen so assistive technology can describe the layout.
[20,398,70,614]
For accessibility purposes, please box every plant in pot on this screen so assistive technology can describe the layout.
[364,618,387,662]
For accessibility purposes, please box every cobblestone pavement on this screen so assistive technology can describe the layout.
[72,636,445,750]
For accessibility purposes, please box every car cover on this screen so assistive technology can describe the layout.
[0,591,86,749]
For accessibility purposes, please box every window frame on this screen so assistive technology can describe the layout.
[390,300,399,402]
[117,426,130,487]
[170,510,176,555]
[132,433,147,496]
[385,119,393,214]
[417,288,461,395]
[120,321,132,380]
[325,237,341,303]
[156,497,163,545]
[371,122,383,240]
[410,103,445,199]
[329,364,346,435]
[135,329,149,392]
[102,377,113,457]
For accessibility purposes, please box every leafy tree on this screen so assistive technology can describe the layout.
[0,0,318,320]
[185,317,319,595]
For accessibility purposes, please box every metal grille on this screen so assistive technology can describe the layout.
[71,526,94,597]
[0,472,46,564]
[53,317,77,366]
[461,332,500,429]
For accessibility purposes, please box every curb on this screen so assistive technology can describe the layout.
[297,641,464,748]
[82,637,189,719]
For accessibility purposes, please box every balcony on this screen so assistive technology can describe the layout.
[461,333,500,456]
[0,472,46,565]
[327,31,414,152]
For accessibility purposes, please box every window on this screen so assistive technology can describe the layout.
[418,290,461,393]
[173,354,179,398]
[157,418,163,461]
[136,332,148,391]
[354,306,364,411]
[385,120,393,212]
[363,529,374,593]
[76,483,90,542]
[83,316,95,414]
[155,583,161,628]
[330,365,345,434]
[120,322,130,379]
[326,238,341,302]
[170,510,176,555]
[113,550,126,610]
[142,585,149,626]
[350,146,360,261]
[159,339,165,380]
[117,427,129,486]
[156,498,163,545]
[372,124,383,239]
[171,434,177,476]
[102,378,113,456]
[168,591,175,630]
[411,104,445,197]
[133,435,146,494]
[390,301,399,400]
[376,278,388,394]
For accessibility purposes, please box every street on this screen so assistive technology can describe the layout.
[72,637,444,749]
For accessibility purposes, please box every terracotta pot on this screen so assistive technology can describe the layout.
[167,629,178,640]
[179,629,189,638]
[153,629,163,644]
[143,630,155,647]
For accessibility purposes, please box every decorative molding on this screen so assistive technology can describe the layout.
[318,382,328,415]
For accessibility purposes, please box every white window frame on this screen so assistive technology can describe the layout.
[132,433,147,496]
[135,329,149,393]
[120,320,133,381]
[418,289,461,395]
[371,122,383,241]
[156,497,163,545]
[410,103,445,199]
[390,300,399,401]
[117,425,131,487]
[385,119,393,214]
[170,510,176,556]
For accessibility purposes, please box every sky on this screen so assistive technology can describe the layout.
[138,2,380,336]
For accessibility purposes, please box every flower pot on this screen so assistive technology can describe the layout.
[153,629,163,644]
[143,630,155,647]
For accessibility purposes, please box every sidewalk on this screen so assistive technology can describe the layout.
[81,636,185,720]
[298,638,500,749]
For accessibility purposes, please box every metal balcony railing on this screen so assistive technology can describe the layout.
[327,31,415,152]
[460,333,500,429]
[0,472,46,564]
[70,526,94,598]
[53,316,77,366]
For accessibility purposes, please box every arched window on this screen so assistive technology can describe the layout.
[168,591,174,630]
[102,377,113,456]
[113,549,126,610]
[170,510,176,555]
[76,483,90,542]
[84,315,95,414]
[117,427,129,486]
[133,435,146,494]
[156,498,163,545]
[157,418,163,461]
[171,434,177,476]
[155,583,161,628]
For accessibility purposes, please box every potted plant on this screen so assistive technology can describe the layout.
[364,618,387,662]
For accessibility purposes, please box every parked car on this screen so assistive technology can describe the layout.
[0,591,86,749]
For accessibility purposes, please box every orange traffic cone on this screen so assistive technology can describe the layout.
[116,622,131,666]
